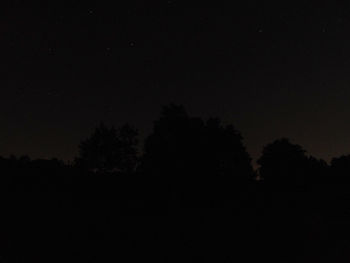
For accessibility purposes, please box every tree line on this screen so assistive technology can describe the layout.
[1,104,350,186]
[1,104,350,262]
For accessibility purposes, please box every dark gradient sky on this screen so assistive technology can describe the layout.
[2,1,350,164]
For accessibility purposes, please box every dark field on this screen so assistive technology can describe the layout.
[0,168,350,263]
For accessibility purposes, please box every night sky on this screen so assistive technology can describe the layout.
[2,1,350,164]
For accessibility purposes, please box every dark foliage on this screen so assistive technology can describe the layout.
[331,155,350,180]
[258,138,307,184]
[75,122,139,174]
[140,104,253,180]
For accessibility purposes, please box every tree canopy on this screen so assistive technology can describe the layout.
[257,138,310,184]
[75,123,138,174]
[140,104,253,180]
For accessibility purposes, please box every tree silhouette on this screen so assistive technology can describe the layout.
[117,124,139,173]
[75,123,138,174]
[140,104,253,180]
[307,156,328,181]
[331,155,350,180]
[257,138,309,184]
[201,117,253,178]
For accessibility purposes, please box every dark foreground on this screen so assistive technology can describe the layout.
[0,171,350,263]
